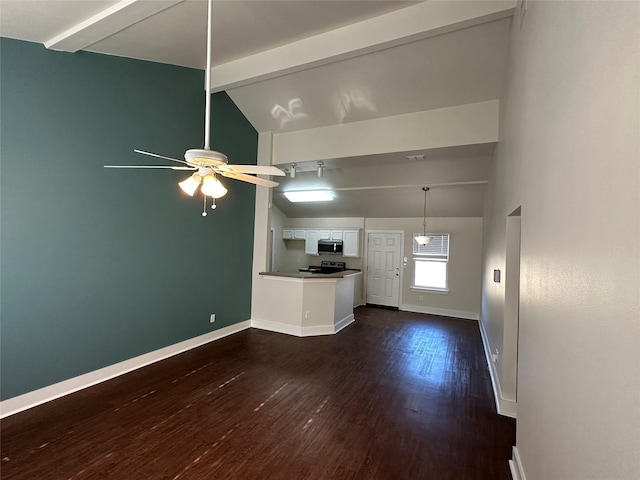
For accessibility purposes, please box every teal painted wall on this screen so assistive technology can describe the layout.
[0,39,257,400]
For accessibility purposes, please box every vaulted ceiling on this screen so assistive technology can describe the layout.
[0,0,517,218]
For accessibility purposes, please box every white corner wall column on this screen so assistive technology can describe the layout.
[250,131,275,321]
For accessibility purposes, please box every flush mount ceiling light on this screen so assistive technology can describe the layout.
[414,187,432,246]
[317,161,324,177]
[104,0,284,215]
[284,190,334,202]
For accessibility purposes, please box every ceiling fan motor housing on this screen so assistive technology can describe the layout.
[184,149,228,167]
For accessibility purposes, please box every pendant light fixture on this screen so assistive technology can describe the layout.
[415,187,432,246]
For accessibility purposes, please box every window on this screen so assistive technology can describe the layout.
[412,234,449,291]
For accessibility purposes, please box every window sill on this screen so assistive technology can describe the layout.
[410,286,449,295]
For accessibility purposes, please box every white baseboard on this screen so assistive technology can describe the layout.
[251,314,355,337]
[478,318,517,418]
[334,314,355,333]
[251,319,304,336]
[400,304,479,321]
[0,321,251,419]
[509,446,526,480]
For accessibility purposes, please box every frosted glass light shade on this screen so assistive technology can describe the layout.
[201,175,227,198]
[414,235,432,246]
[178,174,202,196]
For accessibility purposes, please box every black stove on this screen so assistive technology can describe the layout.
[320,260,346,274]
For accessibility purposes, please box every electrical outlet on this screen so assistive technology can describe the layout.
[305,311,311,319]
[419,295,424,301]
[210,314,216,323]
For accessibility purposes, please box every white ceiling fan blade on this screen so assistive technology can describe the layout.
[223,165,286,176]
[134,149,192,166]
[104,165,196,170]
[220,171,279,188]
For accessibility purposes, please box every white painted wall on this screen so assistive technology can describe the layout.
[365,217,483,319]
[269,204,288,272]
[481,1,640,478]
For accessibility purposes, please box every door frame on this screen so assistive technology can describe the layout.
[364,230,405,307]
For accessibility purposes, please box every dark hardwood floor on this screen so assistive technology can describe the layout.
[1,307,515,479]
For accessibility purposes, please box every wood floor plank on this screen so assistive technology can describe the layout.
[1,307,515,479]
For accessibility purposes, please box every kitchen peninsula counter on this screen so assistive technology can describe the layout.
[253,271,362,337]
[258,270,361,279]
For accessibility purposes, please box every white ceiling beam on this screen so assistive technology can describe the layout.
[44,0,185,52]
[272,100,499,165]
[211,0,516,92]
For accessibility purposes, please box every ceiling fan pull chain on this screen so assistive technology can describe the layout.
[202,193,208,217]
[211,197,217,210]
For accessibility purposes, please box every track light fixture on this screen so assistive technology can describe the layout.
[290,163,297,178]
[317,161,324,177]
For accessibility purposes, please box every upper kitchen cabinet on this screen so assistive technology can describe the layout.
[305,230,322,255]
[342,230,361,257]
[283,229,306,240]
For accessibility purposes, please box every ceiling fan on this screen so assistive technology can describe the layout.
[105,0,284,215]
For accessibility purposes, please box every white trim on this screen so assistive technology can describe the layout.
[251,314,354,337]
[45,0,185,52]
[400,303,479,321]
[251,318,303,336]
[333,314,355,333]
[301,324,336,336]
[478,317,518,418]
[410,286,449,295]
[509,446,526,480]
[0,321,251,419]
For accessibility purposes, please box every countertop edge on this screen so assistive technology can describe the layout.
[259,270,362,279]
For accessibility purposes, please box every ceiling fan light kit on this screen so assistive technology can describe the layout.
[104,0,284,215]
[178,173,202,196]
[201,175,228,198]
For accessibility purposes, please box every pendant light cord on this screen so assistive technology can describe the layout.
[422,186,429,236]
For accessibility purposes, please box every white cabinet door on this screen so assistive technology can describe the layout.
[294,229,306,240]
[331,230,343,240]
[343,230,360,257]
[282,229,293,239]
[305,230,321,255]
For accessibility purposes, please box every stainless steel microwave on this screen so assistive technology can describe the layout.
[318,239,343,255]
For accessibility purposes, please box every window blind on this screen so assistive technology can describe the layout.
[413,233,449,259]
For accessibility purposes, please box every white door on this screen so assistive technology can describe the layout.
[366,232,402,307]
